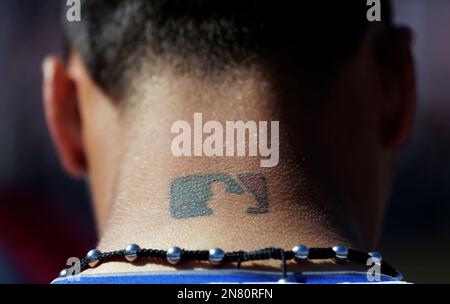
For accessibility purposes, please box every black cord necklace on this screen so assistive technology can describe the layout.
[59,244,402,282]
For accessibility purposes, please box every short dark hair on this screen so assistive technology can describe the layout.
[64,0,392,99]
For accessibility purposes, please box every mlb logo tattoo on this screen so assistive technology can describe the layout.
[170,174,269,219]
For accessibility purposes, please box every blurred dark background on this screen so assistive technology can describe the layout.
[0,0,449,283]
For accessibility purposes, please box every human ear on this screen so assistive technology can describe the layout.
[42,56,87,178]
[376,26,417,149]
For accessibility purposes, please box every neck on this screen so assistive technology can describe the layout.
[91,71,368,273]
[99,161,362,252]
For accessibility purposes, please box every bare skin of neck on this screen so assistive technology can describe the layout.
[82,70,374,275]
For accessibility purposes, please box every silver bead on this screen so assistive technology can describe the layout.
[59,268,69,278]
[167,247,183,265]
[278,277,294,284]
[86,249,101,268]
[209,248,225,266]
[292,245,309,261]
[124,244,141,262]
[368,251,383,264]
[333,245,349,262]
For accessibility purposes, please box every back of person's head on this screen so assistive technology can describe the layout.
[43,0,415,248]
